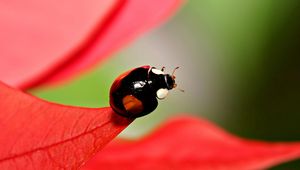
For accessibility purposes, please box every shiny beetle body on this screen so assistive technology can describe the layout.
[109,65,177,118]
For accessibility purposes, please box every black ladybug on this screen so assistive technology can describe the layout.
[109,65,179,118]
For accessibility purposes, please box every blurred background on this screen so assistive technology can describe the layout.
[31,1,300,169]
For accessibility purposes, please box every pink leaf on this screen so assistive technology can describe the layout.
[0,81,132,169]
[0,0,183,90]
[83,116,300,170]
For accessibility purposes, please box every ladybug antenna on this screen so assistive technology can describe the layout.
[172,66,180,76]
[171,67,184,92]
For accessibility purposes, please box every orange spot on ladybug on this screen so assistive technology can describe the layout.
[122,95,144,115]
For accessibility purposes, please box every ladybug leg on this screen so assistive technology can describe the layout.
[161,66,165,72]
[147,67,156,79]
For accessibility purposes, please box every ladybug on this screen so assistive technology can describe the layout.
[109,65,179,118]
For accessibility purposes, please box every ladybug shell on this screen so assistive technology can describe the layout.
[109,65,158,118]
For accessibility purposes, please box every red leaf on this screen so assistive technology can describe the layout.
[83,116,300,170]
[0,0,120,89]
[0,0,183,90]
[0,82,132,169]
[42,0,184,87]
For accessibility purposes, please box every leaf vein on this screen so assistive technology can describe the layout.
[0,120,110,164]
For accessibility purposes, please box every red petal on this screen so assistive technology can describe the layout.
[83,116,300,170]
[0,0,119,89]
[0,0,183,90]
[0,82,132,169]
[42,0,183,87]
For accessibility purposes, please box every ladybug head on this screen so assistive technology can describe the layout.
[150,66,184,100]
[165,66,182,91]
[150,66,183,94]
[165,74,176,90]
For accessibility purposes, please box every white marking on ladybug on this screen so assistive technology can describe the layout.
[156,88,169,99]
[152,68,164,75]
[133,81,146,89]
